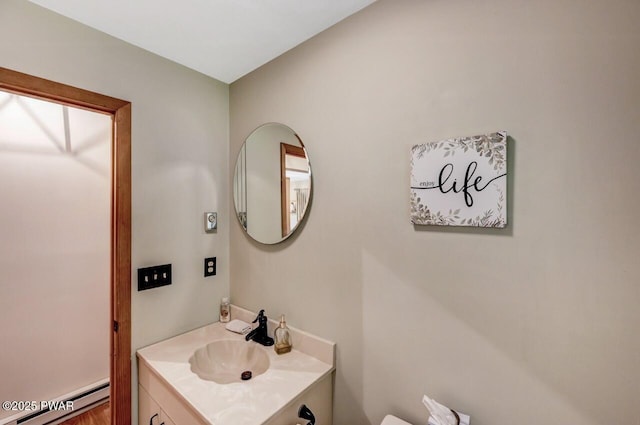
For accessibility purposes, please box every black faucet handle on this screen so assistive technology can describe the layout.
[252,309,266,324]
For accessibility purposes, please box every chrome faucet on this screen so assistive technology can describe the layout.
[245,310,274,346]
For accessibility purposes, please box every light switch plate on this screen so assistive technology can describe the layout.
[138,264,172,291]
[204,212,217,232]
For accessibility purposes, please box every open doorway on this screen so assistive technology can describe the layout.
[0,68,131,425]
[280,142,311,238]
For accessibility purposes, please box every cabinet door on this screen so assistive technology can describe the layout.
[139,385,162,425]
[160,410,177,425]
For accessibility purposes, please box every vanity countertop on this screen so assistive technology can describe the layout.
[137,307,335,425]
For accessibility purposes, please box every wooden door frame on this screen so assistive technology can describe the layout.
[0,67,132,425]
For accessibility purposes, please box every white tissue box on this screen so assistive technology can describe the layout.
[428,412,470,425]
[424,396,470,425]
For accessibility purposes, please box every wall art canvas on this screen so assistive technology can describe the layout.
[410,131,507,227]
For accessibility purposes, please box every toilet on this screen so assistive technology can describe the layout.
[381,414,414,425]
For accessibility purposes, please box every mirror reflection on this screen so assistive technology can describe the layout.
[233,123,312,244]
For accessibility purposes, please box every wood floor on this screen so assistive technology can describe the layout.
[59,401,110,425]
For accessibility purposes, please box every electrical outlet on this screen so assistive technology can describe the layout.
[138,264,172,291]
[204,257,216,277]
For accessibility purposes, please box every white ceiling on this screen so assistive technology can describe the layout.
[27,0,375,84]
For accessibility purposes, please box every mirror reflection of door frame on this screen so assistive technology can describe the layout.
[280,141,306,238]
[0,67,132,425]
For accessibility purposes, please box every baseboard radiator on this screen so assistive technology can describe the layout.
[1,380,109,425]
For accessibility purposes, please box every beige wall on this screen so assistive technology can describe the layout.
[230,1,640,424]
[0,1,229,423]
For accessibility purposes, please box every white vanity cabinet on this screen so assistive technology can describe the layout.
[263,374,333,425]
[138,361,207,425]
[139,361,332,425]
[138,385,176,425]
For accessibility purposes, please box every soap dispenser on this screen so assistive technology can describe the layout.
[274,314,292,355]
[219,297,230,323]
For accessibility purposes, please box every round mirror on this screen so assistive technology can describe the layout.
[233,123,312,244]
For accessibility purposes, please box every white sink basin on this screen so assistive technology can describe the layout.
[189,339,270,384]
